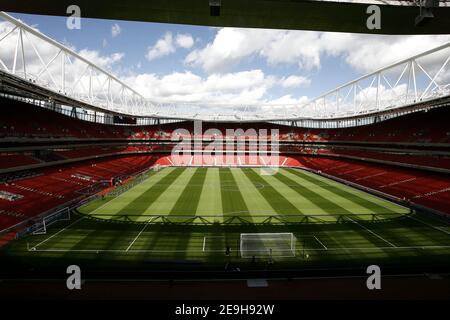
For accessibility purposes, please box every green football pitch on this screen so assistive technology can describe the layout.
[2,167,450,271]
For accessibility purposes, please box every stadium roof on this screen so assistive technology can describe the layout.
[1,0,450,34]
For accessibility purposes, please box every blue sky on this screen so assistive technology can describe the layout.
[6,12,450,111]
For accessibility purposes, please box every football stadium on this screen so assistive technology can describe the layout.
[0,1,450,303]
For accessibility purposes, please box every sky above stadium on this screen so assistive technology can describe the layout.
[7,12,450,110]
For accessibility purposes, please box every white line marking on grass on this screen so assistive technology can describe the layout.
[90,199,120,215]
[314,235,328,250]
[29,244,450,254]
[297,245,450,252]
[346,217,397,248]
[126,221,150,252]
[30,217,86,251]
[32,248,228,253]
[406,215,450,236]
[306,245,450,251]
[202,236,226,252]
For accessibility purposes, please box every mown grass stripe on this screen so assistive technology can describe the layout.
[170,168,207,216]
[242,168,302,216]
[78,169,172,214]
[273,170,351,215]
[196,168,223,216]
[143,168,196,215]
[218,168,258,251]
[218,168,249,216]
[115,167,185,217]
[230,168,277,216]
[286,168,397,214]
[299,168,406,213]
[280,168,377,216]
[255,169,329,215]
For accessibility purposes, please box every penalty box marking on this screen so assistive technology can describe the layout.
[203,236,227,252]
[405,215,450,236]
[313,235,328,250]
[127,228,212,252]
[126,220,151,252]
[346,216,397,248]
[202,235,328,252]
[29,216,86,251]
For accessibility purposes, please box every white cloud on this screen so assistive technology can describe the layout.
[111,23,121,38]
[185,27,450,74]
[124,69,283,106]
[279,75,311,88]
[146,32,175,61]
[261,31,322,70]
[319,33,450,73]
[145,32,194,61]
[176,33,194,49]
[185,28,273,74]
[266,94,309,105]
[124,69,311,118]
[261,94,310,115]
[79,49,124,69]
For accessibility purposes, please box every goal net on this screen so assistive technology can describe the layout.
[240,233,296,258]
[31,207,71,235]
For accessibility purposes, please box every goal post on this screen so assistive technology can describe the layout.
[240,233,296,258]
[31,207,71,235]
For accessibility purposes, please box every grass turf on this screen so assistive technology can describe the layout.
[80,167,409,221]
[1,167,450,273]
